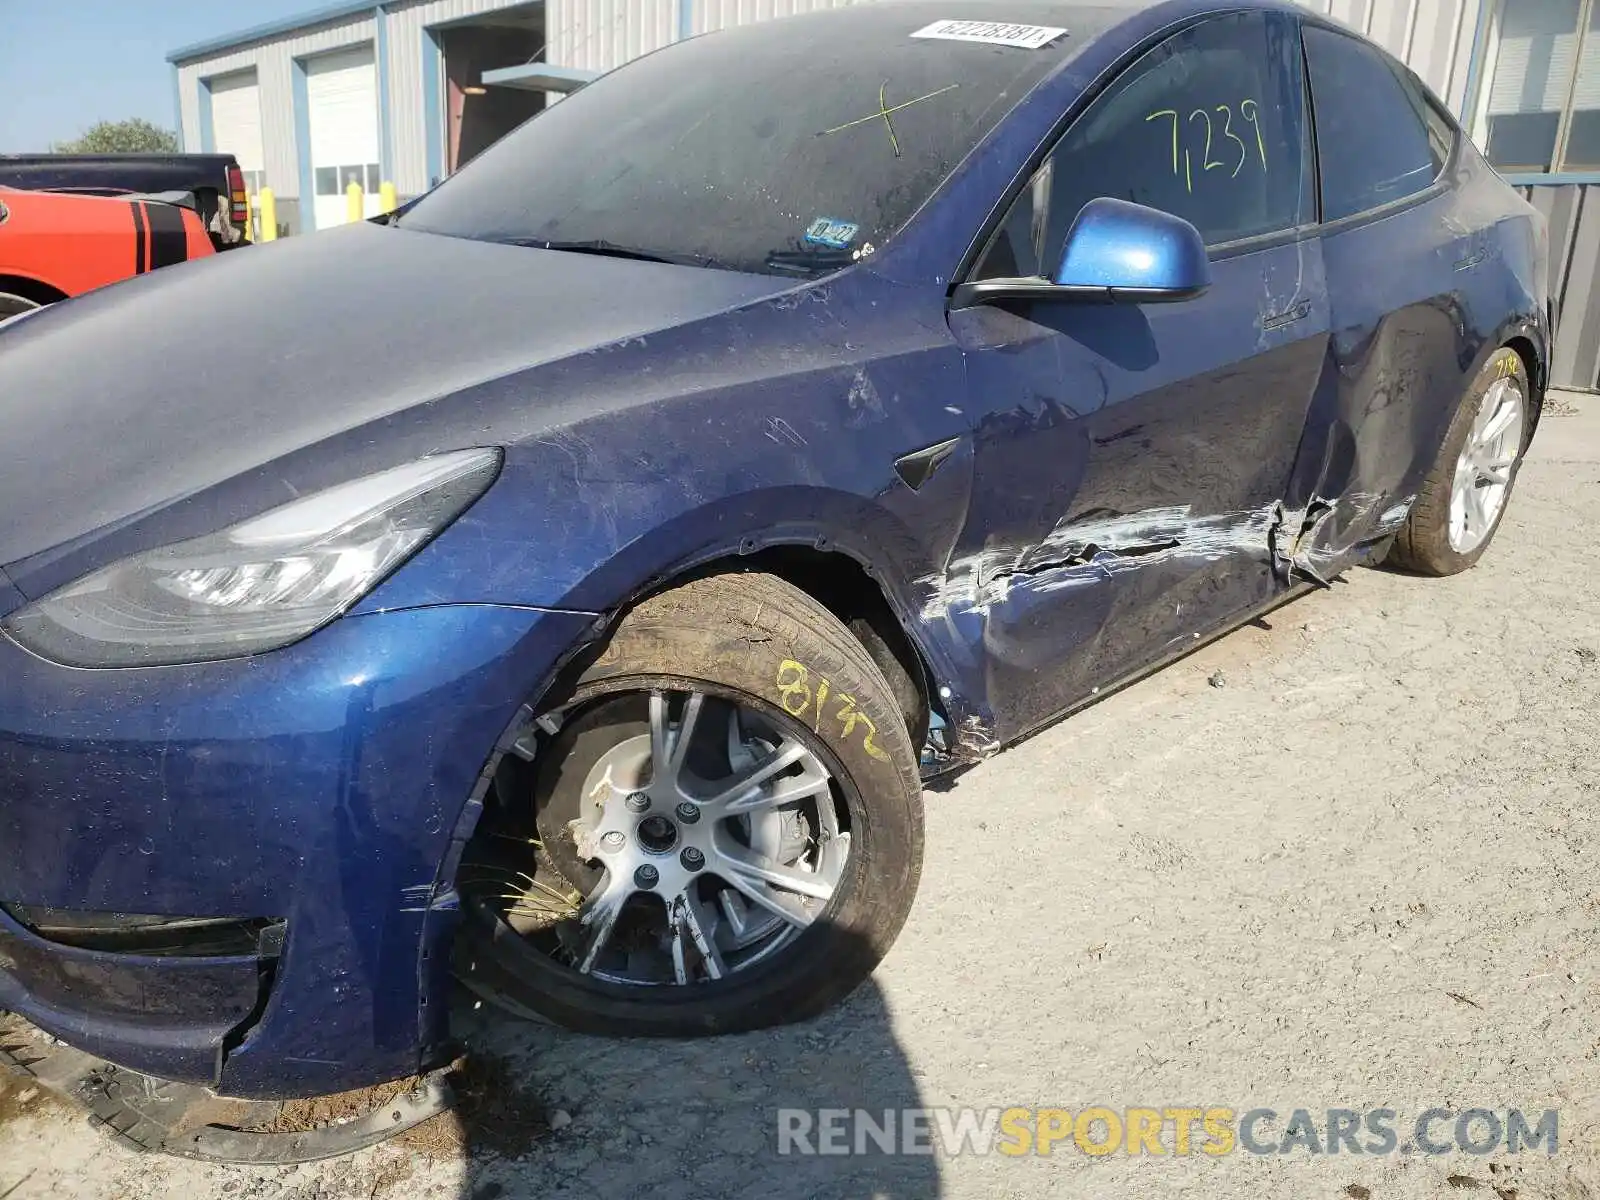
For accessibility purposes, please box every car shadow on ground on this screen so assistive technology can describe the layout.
[422,959,938,1199]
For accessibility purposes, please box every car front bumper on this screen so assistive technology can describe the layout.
[0,601,597,1099]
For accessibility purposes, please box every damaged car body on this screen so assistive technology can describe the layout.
[0,0,1549,1104]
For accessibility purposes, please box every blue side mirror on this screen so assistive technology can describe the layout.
[950,197,1211,310]
[1053,197,1211,300]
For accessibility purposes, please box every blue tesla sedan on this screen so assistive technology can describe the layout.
[0,0,1549,1099]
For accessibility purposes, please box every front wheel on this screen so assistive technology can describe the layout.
[456,572,925,1037]
[0,292,41,321]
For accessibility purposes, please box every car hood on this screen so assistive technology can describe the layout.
[0,222,790,582]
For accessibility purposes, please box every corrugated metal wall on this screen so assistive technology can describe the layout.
[545,0,676,74]
[1294,0,1481,109]
[178,12,378,203]
[693,0,856,37]
[542,0,861,68]
[388,0,526,195]
[1522,185,1600,391]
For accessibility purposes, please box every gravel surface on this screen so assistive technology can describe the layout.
[3,395,1598,1200]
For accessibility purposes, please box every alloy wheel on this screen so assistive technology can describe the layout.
[465,689,850,988]
[1448,374,1525,554]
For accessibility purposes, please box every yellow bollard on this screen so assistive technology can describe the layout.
[346,180,364,224]
[259,187,278,242]
[379,181,398,215]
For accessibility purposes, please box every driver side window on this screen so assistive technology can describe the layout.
[974,12,1315,280]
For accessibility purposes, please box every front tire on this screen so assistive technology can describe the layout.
[0,293,41,321]
[1387,346,1533,575]
[456,571,925,1037]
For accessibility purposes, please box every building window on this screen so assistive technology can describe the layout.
[315,163,379,195]
[1471,0,1600,174]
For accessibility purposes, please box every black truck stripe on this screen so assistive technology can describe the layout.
[144,202,189,269]
[130,201,147,274]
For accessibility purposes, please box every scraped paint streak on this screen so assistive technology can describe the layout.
[919,491,1417,620]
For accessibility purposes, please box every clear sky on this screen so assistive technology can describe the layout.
[0,0,320,152]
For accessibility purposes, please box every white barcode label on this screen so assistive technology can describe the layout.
[910,19,1068,49]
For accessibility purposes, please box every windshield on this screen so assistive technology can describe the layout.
[399,4,1096,276]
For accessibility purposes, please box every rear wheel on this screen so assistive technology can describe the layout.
[456,572,925,1036]
[1387,346,1533,575]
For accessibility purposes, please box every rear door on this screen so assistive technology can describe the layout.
[945,11,1329,739]
[1285,23,1475,571]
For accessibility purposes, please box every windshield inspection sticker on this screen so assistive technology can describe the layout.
[910,19,1067,49]
[804,218,860,249]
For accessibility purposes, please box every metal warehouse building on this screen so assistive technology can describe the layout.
[170,0,1600,389]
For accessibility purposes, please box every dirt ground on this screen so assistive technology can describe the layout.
[3,394,1598,1200]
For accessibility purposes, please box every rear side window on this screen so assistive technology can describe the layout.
[973,11,1313,280]
[1304,25,1444,222]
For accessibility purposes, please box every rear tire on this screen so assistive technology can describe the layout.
[1387,346,1533,575]
[456,571,925,1037]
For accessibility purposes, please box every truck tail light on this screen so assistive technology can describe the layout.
[227,164,249,231]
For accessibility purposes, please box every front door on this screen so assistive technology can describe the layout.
[943,11,1329,740]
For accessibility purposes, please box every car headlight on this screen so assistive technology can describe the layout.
[3,448,502,668]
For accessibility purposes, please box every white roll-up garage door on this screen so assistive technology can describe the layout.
[209,71,264,236]
[209,71,263,185]
[307,45,380,230]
